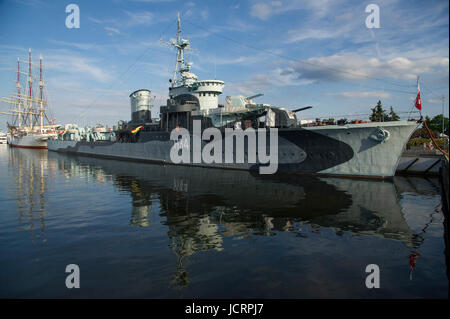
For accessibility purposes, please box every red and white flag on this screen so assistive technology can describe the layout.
[415,81,422,110]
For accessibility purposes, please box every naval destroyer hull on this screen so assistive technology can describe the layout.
[47,121,418,178]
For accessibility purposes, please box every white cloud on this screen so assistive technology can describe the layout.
[200,53,270,66]
[286,28,348,43]
[90,10,167,30]
[88,17,118,25]
[105,27,121,35]
[13,0,47,8]
[124,11,155,26]
[289,54,449,83]
[45,53,113,83]
[250,3,272,20]
[48,40,96,50]
[127,0,174,2]
[338,91,392,99]
[137,61,171,79]
[200,9,209,20]
[427,98,443,104]
[250,0,337,20]
[226,67,313,96]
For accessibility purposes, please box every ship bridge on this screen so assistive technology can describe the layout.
[192,80,224,110]
[169,79,225,111]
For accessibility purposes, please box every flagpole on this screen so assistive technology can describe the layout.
[417,76,422,119]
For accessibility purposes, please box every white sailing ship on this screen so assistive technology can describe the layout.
[1,49,59,149]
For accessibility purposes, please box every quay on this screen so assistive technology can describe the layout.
[397,147,447,177]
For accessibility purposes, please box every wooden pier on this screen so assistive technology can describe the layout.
[396,148,446,176]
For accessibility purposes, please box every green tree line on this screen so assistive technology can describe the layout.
[412,114,449,138]
[369,100,448,137]
[369,100,400,122]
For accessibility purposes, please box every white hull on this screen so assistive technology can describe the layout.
[7,134,53,149]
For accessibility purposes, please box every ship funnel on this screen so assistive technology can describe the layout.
[129,89,151,123]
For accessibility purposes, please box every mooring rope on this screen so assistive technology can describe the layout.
[421,118,449,158]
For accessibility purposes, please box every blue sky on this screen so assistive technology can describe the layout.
[0,0,448,129]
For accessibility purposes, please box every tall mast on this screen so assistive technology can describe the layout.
[17,57,21,127]
[28,48,33,129]
[169,12,193,88]
[172,12,182,87]
[177,12,181,45]
[39,54,44,130]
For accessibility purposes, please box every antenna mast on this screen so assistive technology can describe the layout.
[172,12,183,87]
[177,12,181,46]
[168,12,193,87]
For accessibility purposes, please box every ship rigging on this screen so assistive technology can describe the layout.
[1,49,59,148]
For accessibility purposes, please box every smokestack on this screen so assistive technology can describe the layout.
[129,89,152,123]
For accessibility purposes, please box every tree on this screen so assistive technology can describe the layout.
[422,115,439,137]
[388,106,400,121]
[370,100,389,122]
[369,101,401,122]
[428,114,449,135]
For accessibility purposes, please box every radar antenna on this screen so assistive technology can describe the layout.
[160,12,196,87]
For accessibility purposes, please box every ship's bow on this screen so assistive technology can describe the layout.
[310,120,418,178]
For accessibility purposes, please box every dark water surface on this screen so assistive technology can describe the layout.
[0,145,448,298]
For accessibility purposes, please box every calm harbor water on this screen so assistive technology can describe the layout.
[0,144,448,298]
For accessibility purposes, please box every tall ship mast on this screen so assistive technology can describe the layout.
[1,49,59,149]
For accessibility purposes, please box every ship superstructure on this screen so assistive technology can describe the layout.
[164,14,225,111]
[1,49,59,149]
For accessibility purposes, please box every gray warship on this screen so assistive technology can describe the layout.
[48,14,418,179]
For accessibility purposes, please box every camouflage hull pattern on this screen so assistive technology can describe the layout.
[47,121,418,178]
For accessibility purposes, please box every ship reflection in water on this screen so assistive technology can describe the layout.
[0,146,447,298]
